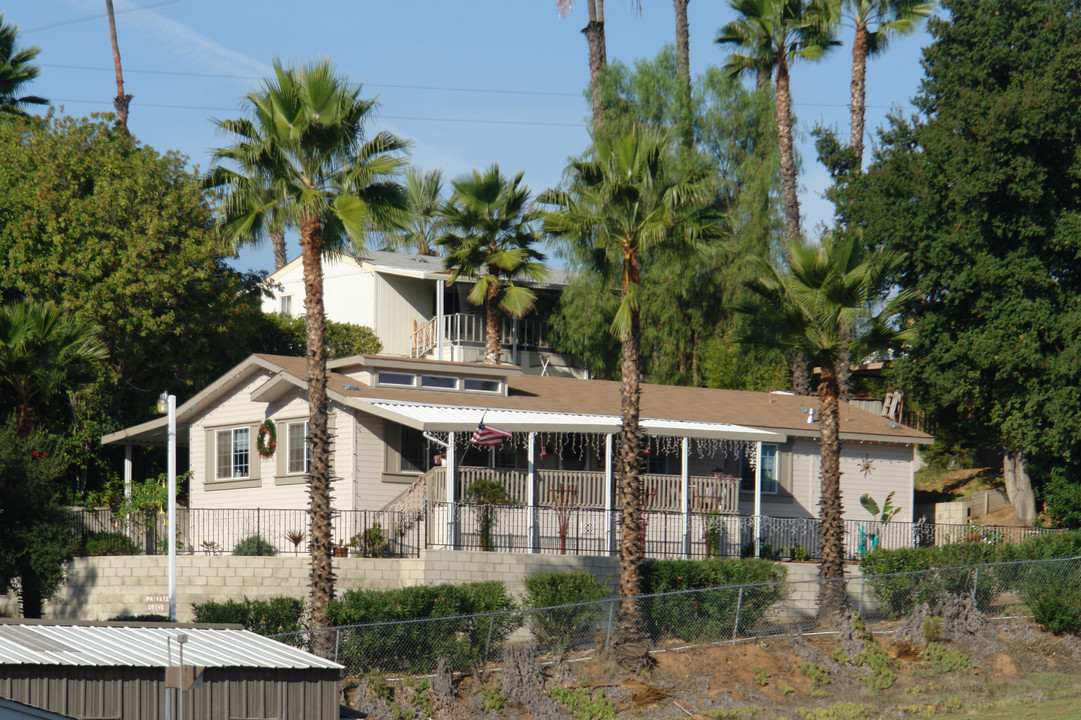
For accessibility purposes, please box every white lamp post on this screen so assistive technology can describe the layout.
[157,392,177,622]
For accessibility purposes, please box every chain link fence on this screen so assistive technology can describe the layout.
[272,556,1081,676]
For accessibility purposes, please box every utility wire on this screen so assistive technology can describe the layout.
[40,63,582,98]
[24,0,186,32]
[47,97,585,128]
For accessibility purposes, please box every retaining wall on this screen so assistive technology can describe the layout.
[32,551,619,622]
[14,553,875,623]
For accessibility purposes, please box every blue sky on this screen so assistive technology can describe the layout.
[14,0,932,274]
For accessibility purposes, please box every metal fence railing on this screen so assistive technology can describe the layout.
[66,504,1060,560]
[272,556,1081,675]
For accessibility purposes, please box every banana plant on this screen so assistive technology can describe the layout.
[859,491,901,524]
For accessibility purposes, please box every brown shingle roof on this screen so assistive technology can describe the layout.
[257,354,930,444]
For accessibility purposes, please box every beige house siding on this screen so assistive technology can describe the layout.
[373,273,433,356]
[189,371,350,512]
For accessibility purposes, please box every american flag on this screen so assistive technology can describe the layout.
[470,422,512,447]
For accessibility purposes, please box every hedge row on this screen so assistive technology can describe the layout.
[859,531,1081,630]
[192,557,790,670]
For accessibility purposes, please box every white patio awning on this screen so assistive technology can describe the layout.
[356,400,787,443]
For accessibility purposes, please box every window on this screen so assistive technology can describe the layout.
[216,428,250,479]
[741,444,779,494]
[280,295,293,316]
[421,375,457,390]
[287,421,310,474]
[492,441,519,469]
[378,372,415,387]
[464,378,501,393]
[399,426,430,474]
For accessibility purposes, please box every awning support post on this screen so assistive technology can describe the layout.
[754,441,763,558]
[604,433,614,556]
[446,431,457,550]
[527,432,537,552]
[681,437,690,558]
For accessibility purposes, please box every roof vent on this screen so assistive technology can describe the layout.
[342,383,360,391]
[887,422,901,429]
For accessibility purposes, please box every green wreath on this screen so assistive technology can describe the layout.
[257,419,277,458]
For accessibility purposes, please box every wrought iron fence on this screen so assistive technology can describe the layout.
[67,507,422,558]
[272,556,1081,673]
[65,504,1060,560]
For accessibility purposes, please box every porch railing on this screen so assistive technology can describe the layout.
[66,506,1062,561]
[422,466,740,514]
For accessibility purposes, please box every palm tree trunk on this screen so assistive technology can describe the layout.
[584,0,608,129]
[774,56,801,240]
[104,0,132,131]
[817,363,847,623]
[847,24,873,170]
[300,212,336,658]
[790,350,811,395]
[673,0,693,148]
[614,247,649,663]
[270,228,288,272]
[849,24,870,172]
[484,280,501,365]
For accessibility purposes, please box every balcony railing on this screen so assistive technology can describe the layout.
[411,313,548,358]
[422,465,740,514]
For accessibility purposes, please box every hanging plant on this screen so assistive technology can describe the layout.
[257,419,277,458]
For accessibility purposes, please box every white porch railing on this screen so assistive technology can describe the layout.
[422,465,739,514]
[410,313,549,358]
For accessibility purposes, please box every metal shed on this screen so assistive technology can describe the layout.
[0,620,342,720]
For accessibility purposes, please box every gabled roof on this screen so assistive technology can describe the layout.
[103,354,932,447]
[0,621,341,670]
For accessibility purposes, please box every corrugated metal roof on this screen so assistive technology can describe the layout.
[366,400,786,442]
[0,625,341,670]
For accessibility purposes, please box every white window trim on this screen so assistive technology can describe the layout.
[215,427,251,480]
[286,420,310,475]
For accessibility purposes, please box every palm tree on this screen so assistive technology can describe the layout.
[739,232,914,618]
[104,0,132,131]
[0,14,46,115]
[0,300,107,436]
[208,59,406,655]
[437,165,548,365]
[716,0,837,240]
[841,0,934,168]
[541,128,719,658]
[375,168,447,256]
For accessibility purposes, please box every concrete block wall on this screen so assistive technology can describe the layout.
[29,553,874,624]
[38,552,620,622]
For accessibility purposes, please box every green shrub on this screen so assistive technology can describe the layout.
[860,545,995,618]
[326,581,519,673]
[523,571,609,654]
[79,531,140,556]
[350,523,389,558]
[232,534,277,556]
[1039,465,1081,529]
[191,597,304,636]
[1020,564,1081,635]
[641,558,787,642]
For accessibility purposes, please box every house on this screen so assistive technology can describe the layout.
[0,620,342,720]
[102,354,932,559]
[263,251,586,377]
